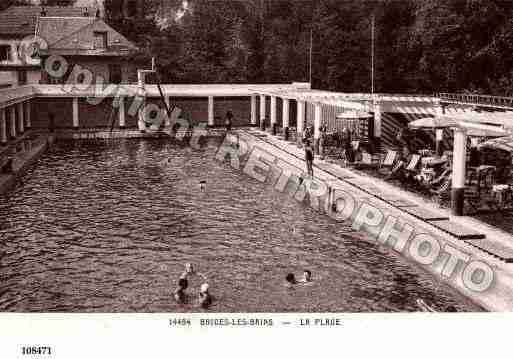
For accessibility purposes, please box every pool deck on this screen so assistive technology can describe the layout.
[239,128,513,312]
[54,127,230,140]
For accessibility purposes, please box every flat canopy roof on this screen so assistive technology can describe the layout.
[414,112,513,137]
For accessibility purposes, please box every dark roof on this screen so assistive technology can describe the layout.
[0,6,95,37]
[37,17,137,57]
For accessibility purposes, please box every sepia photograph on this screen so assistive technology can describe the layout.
[1,0,513,355]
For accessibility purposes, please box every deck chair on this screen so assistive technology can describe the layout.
[384,160,405,180]
[377,150,398,175]
[430,175,480,212]
[353,152,379,169]
[430,176,451,206]
[405,154,421,172]
[379,150,398,169]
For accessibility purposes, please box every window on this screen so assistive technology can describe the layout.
[0,45,11,62]
[18,70,27,85]
[93,31,108,49]
[109,64,122,84]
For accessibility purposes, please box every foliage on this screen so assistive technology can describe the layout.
[99,0,513,95]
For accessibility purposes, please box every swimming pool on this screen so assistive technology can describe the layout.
[0,138,480,312]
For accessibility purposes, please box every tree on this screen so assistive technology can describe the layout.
[0,0,30,12]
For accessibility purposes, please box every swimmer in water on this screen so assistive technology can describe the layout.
[300,270,312,283]
[446,305,457,312]
[173,278,188,304]
[285,273,298,288]
[180,263,208,282]
[198,283,212,308]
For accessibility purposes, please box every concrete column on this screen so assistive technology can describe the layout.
[451,128,467,216]
[17,102,24,134]
[9,106,16,138]
[296,100,305,144]
[314,103,321,154]
[270,96,277,134]
[259,95,266,130]
[72,97,79,128]
[119,97,126,128]
[250,95,257,126]
[25,101,31,129]
[435,129,444,157]
[208,96,214,127]
[373,102,382,150]
[435,102,445,157]
[0,108,6,145]
[282,98,290,140]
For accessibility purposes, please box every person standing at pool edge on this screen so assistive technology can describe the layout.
[304,140,314,177]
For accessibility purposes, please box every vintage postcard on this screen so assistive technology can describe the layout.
[0,0,511,357]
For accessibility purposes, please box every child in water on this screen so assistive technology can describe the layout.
[199,180,206,192]
[301,270,312,283]
[285,270,313,288]
[180,263,208,282]
[199,283,212,308]
[285,273,298,288]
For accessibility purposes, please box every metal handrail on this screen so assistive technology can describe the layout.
[438,92,513,108]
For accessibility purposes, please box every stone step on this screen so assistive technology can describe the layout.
[430,219,485,240]
[401,206,450,221]
[465,239,513,262]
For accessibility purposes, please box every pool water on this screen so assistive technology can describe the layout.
[0,138,480,312]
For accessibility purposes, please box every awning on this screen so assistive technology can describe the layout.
[478,136,513,153]
[410,116,509,137]
[336,110,373,119]
[409,117,458,129]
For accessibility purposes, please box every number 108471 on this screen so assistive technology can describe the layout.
[22,346,52,355]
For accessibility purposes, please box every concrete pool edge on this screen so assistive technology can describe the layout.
[238,129,513,312]
[0,131,56,195]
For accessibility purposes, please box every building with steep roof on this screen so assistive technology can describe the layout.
[0,5,138,87]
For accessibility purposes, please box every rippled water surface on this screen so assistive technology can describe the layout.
[0,139,480,312]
